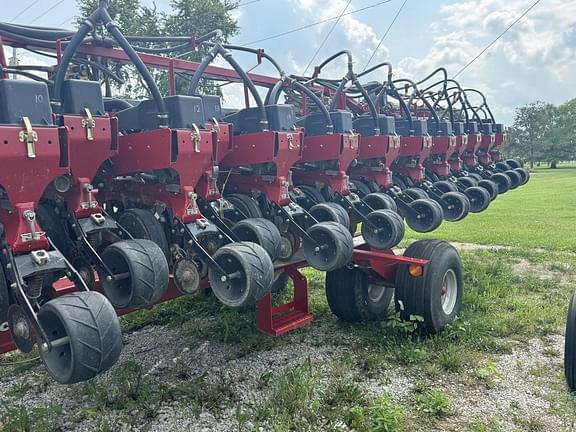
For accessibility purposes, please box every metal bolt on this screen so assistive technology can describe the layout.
[220,275,227,282]
[41,342,49,352]
[106,275,113,282]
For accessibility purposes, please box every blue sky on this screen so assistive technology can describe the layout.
[4,0,576,123]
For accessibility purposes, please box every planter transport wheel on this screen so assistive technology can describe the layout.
[361,209,405,250]
[464,186,491,213]
[433,180,458,193]
[490,172,511,194]
[440,192,470,222]
[309,202,351,229]
[208,241,274,307]
[232,218,282,261]
[395,240,463,335]
[326,266,394,322]
[403,187,429,201]
[363,192,398,213]
[564,292,576,391]
[100,239,169,309]
[38,291,122,384]
[303,221,354,271]
[118,208,170,260]
[478,179,499,201]
[406,199,444,233]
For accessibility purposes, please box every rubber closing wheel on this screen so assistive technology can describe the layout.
[565,293,576,391]
[506,159,522,169]
[100,239,169,309]
[395,240,463,335]
[309,202,351,229]
[495,161,511,171]
[504,169,522,190]
[350,180,372,197]
[208,241,274,307]
[433,180,458,193]
[490,172,511,194]
[326,266,393,322]
[478,179,498,201]
[226,193,263,218]
[118,208,170,260]
[361,209,405,250]
[456,176,477,189]
[363,192,398,213]
[304,221,353,271]
[297,185,326,205]
[232,218,282,261]
[440,192,470,221]
[406,199,444,233]
[468,173,484,182]
[0,265,9,322]
[38,291,122,384]
[514,167,530,185]
[403,187,429,200]
[464,186,491,213]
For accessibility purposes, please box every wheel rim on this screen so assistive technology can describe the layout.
[39,309,73,381]
[441,269,458,315]
[212,254,248,303]
[368,283,387,302]
[100,247,132,308]
[305,228,338,269]
[442,196,465,221]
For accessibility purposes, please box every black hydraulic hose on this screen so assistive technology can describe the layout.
[392,78,441,133]
[188,43,268,129]
[72,58,125,84]
[101,9,167,124]
[356,61,393,83]
[387,83,414,132]
[316,50,353,77]
[104,98,134,112]
[2,69,51,83]
[0,22,73,40]
[352,78,380,135]
[463,88,495,123]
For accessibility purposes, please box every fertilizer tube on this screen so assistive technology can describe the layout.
[357,61,393,83]
[316,50,354,77]
[188,44,268,128]
[463,88,495,123]
[387,83,414,133]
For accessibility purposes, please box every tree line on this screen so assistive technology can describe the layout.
[506,99,576,168]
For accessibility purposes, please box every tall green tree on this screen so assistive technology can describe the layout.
[75,0,239,96]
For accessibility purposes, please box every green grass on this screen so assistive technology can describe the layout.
[407,167,576,251]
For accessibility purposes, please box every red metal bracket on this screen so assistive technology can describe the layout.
[256,266,313,336]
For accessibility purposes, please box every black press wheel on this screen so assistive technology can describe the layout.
[225,193,263,219]
[456,176,477,189]
[504,169,522,190]
[464,186,491,213]
[297,184,326,205]
[309,202,351,229]
[208,241,274,307]
[118,208,170,260]
[38,291,122,384]
[406,199,444,233]
[440,192,470,222]
[514,167,530,185]
[350,180,372,198]
[468,173,484,183]
[495,161,512,171]
[403,187,429,201]
[564,293,576,391]
[100,239,169,309]
[392,175,407,190]
[505,159,522,169]
[232,218,282,262]
[478,179,499,201]
[395,240,463,335]
[325,266,393,322]
[303,221,354,271]
[363,192,398,213]
[433,180,458,193]
[490,172,511,194]
[361,209,405,250]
